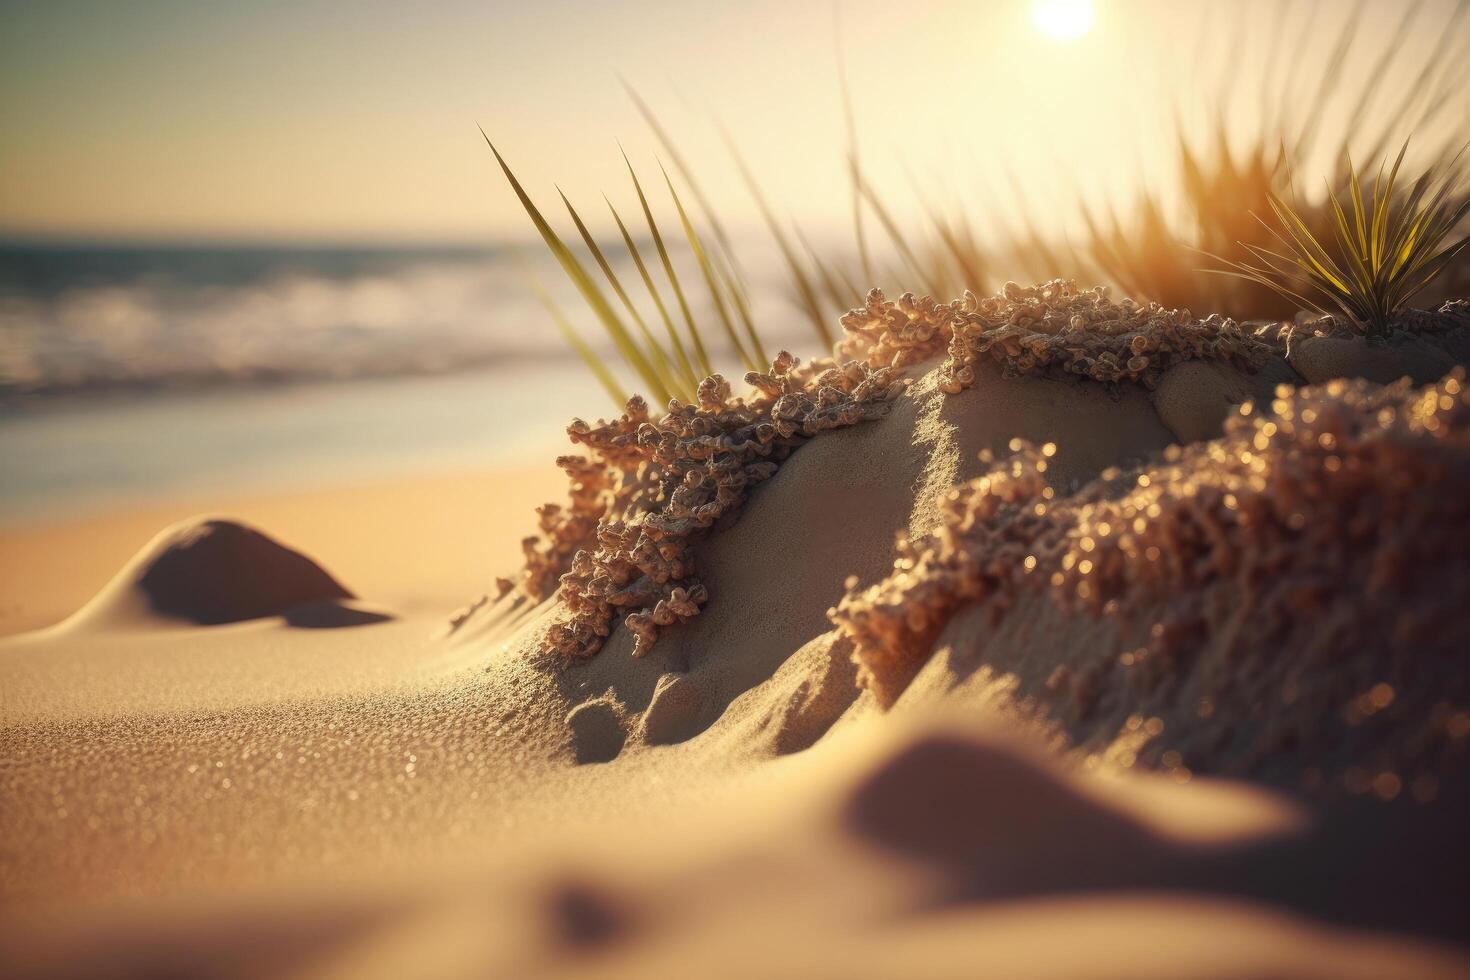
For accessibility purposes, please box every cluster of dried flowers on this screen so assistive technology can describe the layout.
[502,354,903,658]
[832,369,1470,788]
[838,279,1272,389]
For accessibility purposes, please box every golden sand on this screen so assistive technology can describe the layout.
[3,283,1470,977]
[836,370,1470,795]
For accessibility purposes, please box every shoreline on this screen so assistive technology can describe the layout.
[0,362,613,529]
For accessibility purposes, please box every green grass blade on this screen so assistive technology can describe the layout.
[1212,139,1469,331]
[701,228,767,366]
[527,274,626,409]
[795,227,858,317]
[558,189,678,401]
[483,131,669,401]
[718,256,767,367]
[623,80,741,273]
[722,128,834,346]
[1345,158,1371,258]
[856,171,943,297]
[1371,142,1410,269]
[662,164,755,371]
[606,197,698,394]
[1325,184,1377,298]
[623,148,713,380]
[926,208,989,294]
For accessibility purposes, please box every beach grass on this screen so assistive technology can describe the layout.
[1208,141,1470,333]
[495,1,1468,405]
[484,128,794,407]
[845,0,1470,320]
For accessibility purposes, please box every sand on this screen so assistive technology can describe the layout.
[3,313,1470,977]
[0,464,567,637]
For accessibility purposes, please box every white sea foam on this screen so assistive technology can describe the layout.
[0,241,812,399]
[0,247,549,395]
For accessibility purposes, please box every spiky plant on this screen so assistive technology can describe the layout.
[1209,142,1470,335]
[1092,0,1468,317]
[496,1,1470,402]
[850,0,1470,319]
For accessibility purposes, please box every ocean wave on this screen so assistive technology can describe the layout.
[0,242,815,402]
[0,245,569,398]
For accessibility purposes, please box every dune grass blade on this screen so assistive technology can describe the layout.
[1005,0,1469,319]
[623,86,787,363]
[606,198,699,394]
[1009,170,1096,286]
[713,250,768,368]
[926,210,989,295]
[622,150,713,380]
[662,165,758,371]
[722,133,834,346]
[558,189,681,402]
[527,275,626,409]
[855,173,943,298]
[623,81,740,271]
[796,227,861,317]
[483,131,666,401]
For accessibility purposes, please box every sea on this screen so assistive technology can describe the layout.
[0,239,804,524]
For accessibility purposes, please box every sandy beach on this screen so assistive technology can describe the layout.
[5,1,1470,975]
[5,299,1470,975]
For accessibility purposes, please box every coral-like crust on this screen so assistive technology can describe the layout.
[831,369,1470,789]
[511,279,1303,662]
[839,279,1272,390]
[508,352,903,658]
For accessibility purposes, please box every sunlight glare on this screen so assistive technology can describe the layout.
[1033,0,1095,41]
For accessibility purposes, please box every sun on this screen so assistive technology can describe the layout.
[1032,0,1095,41]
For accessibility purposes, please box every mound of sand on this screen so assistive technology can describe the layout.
[880,370,1470,796]
[518,317,1470,776]
[535,358,1177,763]
[65,517,366,630]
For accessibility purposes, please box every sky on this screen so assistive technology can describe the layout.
[1,0,1464,245]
